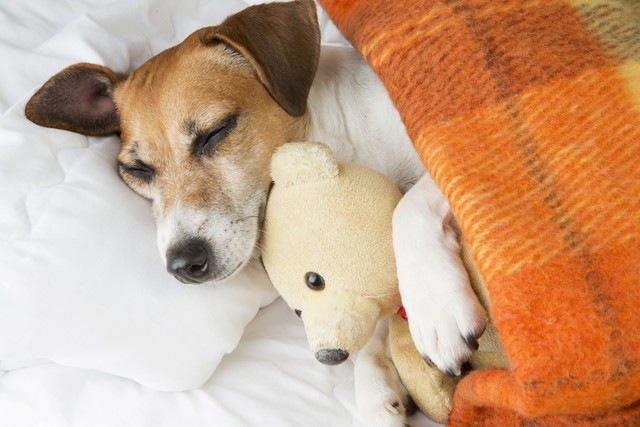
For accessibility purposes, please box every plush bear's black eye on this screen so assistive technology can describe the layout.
[305,272,325,291]
[294,309,302,318]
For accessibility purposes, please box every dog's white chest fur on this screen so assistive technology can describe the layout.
[307,46,426,192]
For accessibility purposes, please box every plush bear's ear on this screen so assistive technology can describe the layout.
[270,142,339,186]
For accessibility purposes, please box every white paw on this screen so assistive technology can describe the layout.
[392,172,487,377]
[358,388,412,427]
[355,320,412,427]
[404,285,487,376]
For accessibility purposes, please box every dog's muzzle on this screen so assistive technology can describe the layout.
[166,239,212,284]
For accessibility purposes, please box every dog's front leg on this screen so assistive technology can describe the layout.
[354,318,412,427]
[392,174,487,376]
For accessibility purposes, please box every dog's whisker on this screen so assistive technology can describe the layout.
[234,215,259,224]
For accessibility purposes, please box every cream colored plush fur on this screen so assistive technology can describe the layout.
[262,142,401,356]
[261,142,508,425]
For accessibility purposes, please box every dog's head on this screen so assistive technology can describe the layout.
[25,0,320,284]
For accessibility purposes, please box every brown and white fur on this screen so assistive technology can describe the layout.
[25,1,486,425]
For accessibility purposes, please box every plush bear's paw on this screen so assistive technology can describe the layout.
[404,289,486,376]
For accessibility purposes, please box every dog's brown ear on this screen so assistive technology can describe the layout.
[201,0,320,117]
[25,63,126,136]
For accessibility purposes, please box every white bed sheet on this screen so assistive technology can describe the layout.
[0,0,441,425]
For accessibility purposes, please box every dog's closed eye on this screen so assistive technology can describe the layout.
[192,114,238,157]
[118,159,155,182]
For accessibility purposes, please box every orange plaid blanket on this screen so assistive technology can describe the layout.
[317,0,640,425]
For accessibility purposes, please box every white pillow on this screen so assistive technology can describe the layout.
[0,0,350,393]
[0,0,286,391]
[0,106,280,390]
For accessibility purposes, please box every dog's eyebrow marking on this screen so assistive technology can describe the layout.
[182,120,198,137]
[124,141,140,157]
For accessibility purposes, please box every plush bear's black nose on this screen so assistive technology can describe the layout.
[166,240,212,284]
[315,349,349,365]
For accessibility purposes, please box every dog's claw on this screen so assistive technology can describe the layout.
[444,367,461,378]
[461,361,473,376]
[404,287,487,377]
[423,355,436,368]
[385,401,400,415]
[424,353,462,377]
[463,333,480,351]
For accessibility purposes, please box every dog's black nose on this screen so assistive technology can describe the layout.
[315,349,349,365]
[166,240,212,284]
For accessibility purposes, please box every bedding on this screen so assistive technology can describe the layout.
[0,0,441,425]
[0,0,279,392]
[317,0,640,425]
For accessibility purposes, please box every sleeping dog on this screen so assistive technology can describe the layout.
[25,0,485,424]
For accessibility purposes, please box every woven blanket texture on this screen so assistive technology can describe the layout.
[316,0,640,425]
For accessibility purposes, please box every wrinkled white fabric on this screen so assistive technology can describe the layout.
[0,0,288,393]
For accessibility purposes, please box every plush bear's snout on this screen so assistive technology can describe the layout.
[315,348,349,365]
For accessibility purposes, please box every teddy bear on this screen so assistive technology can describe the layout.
[261,142,508,424]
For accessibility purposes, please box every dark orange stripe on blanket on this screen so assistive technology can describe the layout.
[449,370,640,426]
